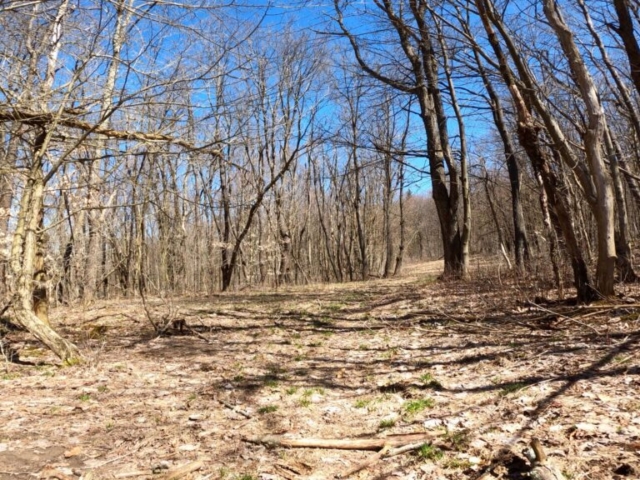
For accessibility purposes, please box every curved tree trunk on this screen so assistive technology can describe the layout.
[11,165,81,363]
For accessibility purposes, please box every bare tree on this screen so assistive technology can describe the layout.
[334,0,466,278]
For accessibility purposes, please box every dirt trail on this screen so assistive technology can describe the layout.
[0,260,639,479]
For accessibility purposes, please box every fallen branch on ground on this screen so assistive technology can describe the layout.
[338,444,391,478]
[243,432,435,450]
[219,399,252,419]
[337,441,427,478]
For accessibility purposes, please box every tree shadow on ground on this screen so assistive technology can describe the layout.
[51,274,640,478]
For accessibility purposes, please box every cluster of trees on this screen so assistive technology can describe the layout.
[2,0,640,361]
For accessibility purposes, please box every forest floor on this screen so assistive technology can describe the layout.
[0,260,639,480]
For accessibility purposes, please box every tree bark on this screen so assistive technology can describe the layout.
[11,163,81,363]
[612,0,640,100]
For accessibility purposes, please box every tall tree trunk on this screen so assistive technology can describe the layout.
[470,40,530,269]
[476,0,599,302]
[334,0,464,278]
[612,0,640,100]
[604,127,637,282]
[84,0,131,302]
[543,0,616,297]
[437,16,470,278]
[0,125,18,294]
[11,141,81,363]
[483,170,507,254]
[394,153,406,276]
[383,150,394,279]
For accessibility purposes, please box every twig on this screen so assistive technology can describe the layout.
[385,441,426,457]
[528,303,601,335]
[139,288,158,332]
[219,399,252,419]
[183,322,211,343]
[337,441,427,478]
[114,471,149,479]
[337,444,390,478]
[244,433,435,450]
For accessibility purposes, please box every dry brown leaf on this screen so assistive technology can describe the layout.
[63,446,83,458]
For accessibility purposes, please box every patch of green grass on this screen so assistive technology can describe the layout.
[378,418,396,429]
[381,347,399,359]
[105,421,114,431]
[418,443,444,461]
[445,430,470,450]
[320,330,333,337]
[264,378,279,388]
[98,385,108,393]
[302,387,324,398]
[236,475,257,480]
[354,399,370,409]
[443,458,472,469]
[326,304,343,312]
[291,333,302,340]
[78,393,91,402]
[63,357,82,367]
[299,398,311,408]
[358,344,368,350]
[1,373,19,380]
[258,405,278,414]
[613,354,632,365]
[500,382,527,396]
[233,375,245,382]
[404,398,434,414]
[294,354,306,361]
[285,386,298,395]
[308,342,322,347]
[419,373,443,390]
[419,373,433,383]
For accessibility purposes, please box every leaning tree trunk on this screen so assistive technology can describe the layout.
[544,0,617,297]
[10,163,81,364]
[476,0,598,302]
[604,127,637,282]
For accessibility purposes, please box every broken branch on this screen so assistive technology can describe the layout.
[243,433,435,450]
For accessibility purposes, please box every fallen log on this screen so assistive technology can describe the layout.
[243,433,435,451]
